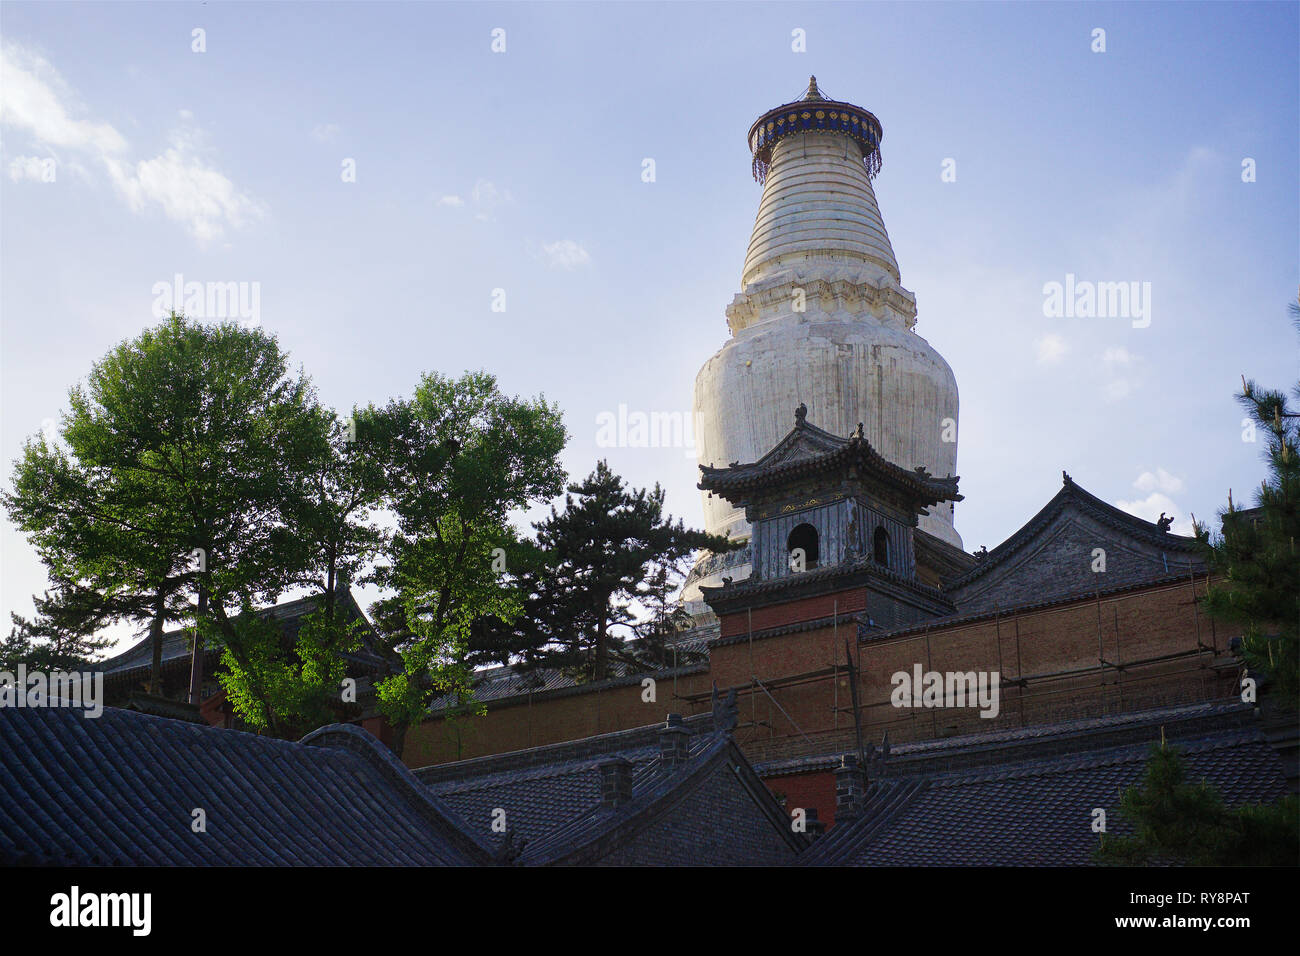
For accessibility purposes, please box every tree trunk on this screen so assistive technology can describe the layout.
[391,721,408,761]
[148,586,166,695]
[188,585,207,705]
[595,610,608,681]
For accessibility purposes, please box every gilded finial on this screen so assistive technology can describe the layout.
[804,75,822,100]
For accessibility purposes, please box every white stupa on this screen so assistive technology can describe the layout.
[686,77,962,612]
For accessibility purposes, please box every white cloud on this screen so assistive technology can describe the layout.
[0,43,127,155]
[470,178,511,219]
[541,239,591,270]
[1115,468,1191,534]
[1133,467,1184,494]
[436,178,511,219]
[1102,346,1134,364]
[471,178,509,208]
[311,123,340,143]
[0,41,260,242]
[1035,333,1067,364]
[1114,491,1193,535]
[7,154,53,182]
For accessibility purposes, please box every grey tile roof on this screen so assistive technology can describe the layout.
[420,719,714,850]
[0,705,491,866]
[98,589,385,685]
[758,701,1261,779]
[419,714,803,865]
[947,474,1204,614]
[800,725,1290,866]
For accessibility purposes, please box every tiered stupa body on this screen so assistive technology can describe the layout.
[687,78,961,611]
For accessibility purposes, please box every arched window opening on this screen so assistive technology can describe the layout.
[873,526,890,567]
[787,523,819,571]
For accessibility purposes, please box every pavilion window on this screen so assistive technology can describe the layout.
[787,523,819,570]
[873,526,890,567]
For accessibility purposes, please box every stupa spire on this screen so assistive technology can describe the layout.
[741,76,898,290]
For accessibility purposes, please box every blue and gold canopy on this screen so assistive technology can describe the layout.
[748,76,883,184]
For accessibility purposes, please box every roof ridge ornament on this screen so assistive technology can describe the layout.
[795,402,808,424]
[803,75,822,100]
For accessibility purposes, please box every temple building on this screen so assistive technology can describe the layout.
[7,78,1291,867]
[687,77,963,618]
[393,79,1293,847]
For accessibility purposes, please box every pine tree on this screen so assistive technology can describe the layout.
[1195,300,1300,709]
[1,579,114,672]
[1095,737,1299,866]
[626,562,701,671]
[525,461,736,681]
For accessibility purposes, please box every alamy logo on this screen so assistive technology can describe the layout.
[890,665,1000,718]
[1042,273,1151,328]
[0,665,103,718]
[595,404,696,458]
[151,273,261,327]
[50,886,151,936]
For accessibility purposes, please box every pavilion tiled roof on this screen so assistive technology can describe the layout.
[0,705,492,866]
[698,407,961,509]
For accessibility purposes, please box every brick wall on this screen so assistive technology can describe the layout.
[407,576,1238,770]
[404,670,713,767]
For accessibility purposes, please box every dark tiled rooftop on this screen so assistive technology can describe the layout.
[0,705,490,866]
[801,725,1290,866]
[98,589,384,684]
[421,720,715,851]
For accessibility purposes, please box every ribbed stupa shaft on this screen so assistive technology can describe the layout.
[743,134,900,290]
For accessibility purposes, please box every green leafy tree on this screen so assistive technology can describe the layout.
[1095,739,1299,866]
[525,460,736,681]
[220,410,389,731]
[5,394,194,689]
[1195,300,1300,709]
[3,314,336,732]
[362,371,566,758]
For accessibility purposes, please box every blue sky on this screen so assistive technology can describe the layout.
[2,1,1297,653]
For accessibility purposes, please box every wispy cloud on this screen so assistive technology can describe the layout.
[0,41,261,242]
[541,239,591,270]
[1133,467,1184,494]
[434,178,511,220]
[7,155,52,182]
[1034,333,1067,364]
[311,123,340,143]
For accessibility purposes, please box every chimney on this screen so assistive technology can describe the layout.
[804,807,827,840]
[835,754,868,821]
[659,713,691,771]
[598,757,633,809]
